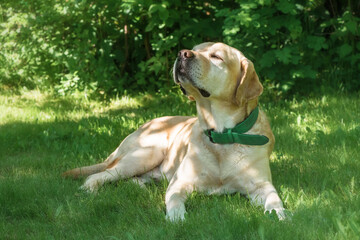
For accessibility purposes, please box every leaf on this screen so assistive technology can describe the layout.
[275,47,292,64]
[158,5,169,21]
[338,44,353,58]
[287,18,302,39]
[145,22,155,32]
[345,20,358,35]
[148,4,160,15]
[259,50,275,68]
[290,24,302,39]
[276,0,297,15]
[215,8,231,17]
[224,26,240,35]
[307,36,328,51]
[55,205,63,218]
[148,4,168,21]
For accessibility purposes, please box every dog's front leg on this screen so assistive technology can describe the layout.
[248,181,286,220]
[165,160,196,221]
[165,182,191,221]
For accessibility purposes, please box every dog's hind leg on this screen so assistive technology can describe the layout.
[130,167,163,188]
[81,147,164,192]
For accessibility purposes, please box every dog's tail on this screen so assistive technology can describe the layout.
[62,152,120,179]
[62,163,108,179]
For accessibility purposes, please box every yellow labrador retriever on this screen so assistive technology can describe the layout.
[63,42,286,221]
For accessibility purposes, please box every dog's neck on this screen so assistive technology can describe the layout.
[196,98,258,132]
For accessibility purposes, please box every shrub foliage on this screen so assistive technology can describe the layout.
[0,0,359,96]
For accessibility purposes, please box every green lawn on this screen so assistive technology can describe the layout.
[1,90,359,239]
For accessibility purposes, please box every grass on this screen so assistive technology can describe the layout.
[0,89,359,239]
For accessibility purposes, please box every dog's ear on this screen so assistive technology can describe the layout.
[233,58,263,105]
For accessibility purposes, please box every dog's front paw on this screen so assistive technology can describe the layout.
[166,205,186,222]
[264,207,292,221]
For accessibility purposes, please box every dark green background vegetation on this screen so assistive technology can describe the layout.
[1,0,359,97]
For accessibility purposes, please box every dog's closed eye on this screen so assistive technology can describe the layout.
[210,53,223,61]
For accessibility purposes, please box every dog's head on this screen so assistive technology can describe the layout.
[173,42,263,105]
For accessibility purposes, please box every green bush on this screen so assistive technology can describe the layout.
[219,0,360,95]
[0,0,359,97]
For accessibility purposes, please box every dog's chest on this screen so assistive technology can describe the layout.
[198,145,265,194]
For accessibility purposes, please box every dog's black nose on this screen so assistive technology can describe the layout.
[178,50,194,59]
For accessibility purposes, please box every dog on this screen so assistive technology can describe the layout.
[63,42,286,221]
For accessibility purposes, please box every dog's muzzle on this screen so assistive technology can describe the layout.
[174,50,193,84]
[174,50,211,98]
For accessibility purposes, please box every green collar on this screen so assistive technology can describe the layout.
[204,106,269,145]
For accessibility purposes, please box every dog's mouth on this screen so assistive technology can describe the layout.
[173,58,185,85]
[174,58,211,98]
[197,88,211,97]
